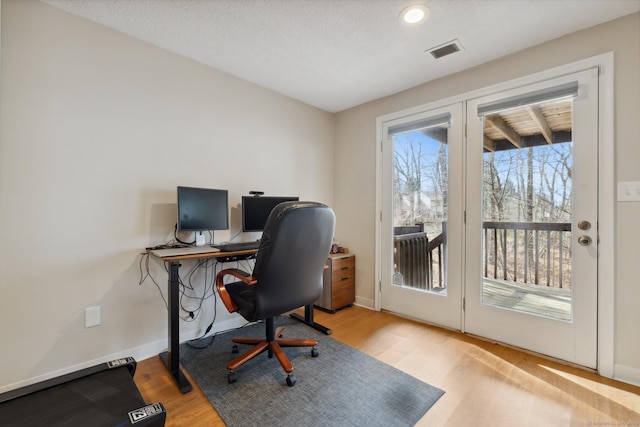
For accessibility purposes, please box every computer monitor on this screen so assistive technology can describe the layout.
[177,186,229,245]
[242,195,299,232]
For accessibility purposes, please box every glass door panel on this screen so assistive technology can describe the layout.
[481,97,573,321]
[392,122,449,295]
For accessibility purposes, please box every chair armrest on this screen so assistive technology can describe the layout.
[215,269,258,313]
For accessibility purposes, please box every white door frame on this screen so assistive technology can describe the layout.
[375,52,615,377]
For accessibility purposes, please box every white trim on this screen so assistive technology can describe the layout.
[596,52,615,379]
[354,297,375,310]
[376,52,615,377]
[614,364,640,387]
[0,343,167,394]
[374,123,382,311]
[0,316,247,394]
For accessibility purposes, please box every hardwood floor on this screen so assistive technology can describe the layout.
[134,306,640,426]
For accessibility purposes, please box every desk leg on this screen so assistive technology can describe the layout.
[159,261,193,394]
[290,304,332,335]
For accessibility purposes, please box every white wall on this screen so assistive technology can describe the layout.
[0,0,334,389]
[334,13,640,383]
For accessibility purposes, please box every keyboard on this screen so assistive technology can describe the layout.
[213,241,261,252]
[150,246,220,257]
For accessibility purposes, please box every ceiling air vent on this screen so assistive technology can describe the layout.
[426,40,463,59]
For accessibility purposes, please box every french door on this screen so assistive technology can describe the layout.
[465,69,598,368]
[379,103,464,330]
[378,68,599,367]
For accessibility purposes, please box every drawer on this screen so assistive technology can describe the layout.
[332,275,354,292]
[331,269,354,283]
[332,279,355,309]
[331,257,355,282]
[331,255,355,272]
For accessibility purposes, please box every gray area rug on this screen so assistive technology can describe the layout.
[180,316,444,427]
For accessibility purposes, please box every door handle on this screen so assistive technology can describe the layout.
[577,235,592,246]
[578,220,591,230]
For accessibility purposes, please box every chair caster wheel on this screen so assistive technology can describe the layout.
[311,347,319,357]
[228,371,237,384]
[232,344,239,353]
[286,374,297,387]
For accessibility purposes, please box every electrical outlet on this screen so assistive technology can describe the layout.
[617,181,640,202]
[85,306,101,328]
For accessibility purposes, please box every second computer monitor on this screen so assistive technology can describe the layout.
[242,195,299,232]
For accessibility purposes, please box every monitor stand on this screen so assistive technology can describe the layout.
[195,232,206,247]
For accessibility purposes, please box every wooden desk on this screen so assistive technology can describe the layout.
[149,247,330,394]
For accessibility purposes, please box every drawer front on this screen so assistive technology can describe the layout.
[331,256,355,282]
[332,277,355,308]
[332,275,354,292]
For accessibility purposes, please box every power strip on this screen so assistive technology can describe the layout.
[216,253,256,263]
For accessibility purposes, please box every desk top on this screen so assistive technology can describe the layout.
[149,247,258,262]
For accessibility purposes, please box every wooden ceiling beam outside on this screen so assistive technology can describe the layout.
[481,99,571,153]
[490,132,571,152]
[527,106,553,144]
[485,115,522,148]
[484,136,496,152]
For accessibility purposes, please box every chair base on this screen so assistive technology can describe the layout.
[226,319,318,386]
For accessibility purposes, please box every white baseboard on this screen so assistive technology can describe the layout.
[355,296,375,310]
[0,316,247,395]
[614,363,640,387]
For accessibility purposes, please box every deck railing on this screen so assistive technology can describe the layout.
[483,221,571,288]
[394,221,572,291]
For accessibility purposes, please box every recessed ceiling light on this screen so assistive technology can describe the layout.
[399,4,430,25]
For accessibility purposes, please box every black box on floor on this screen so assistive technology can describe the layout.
[0,357,166,427]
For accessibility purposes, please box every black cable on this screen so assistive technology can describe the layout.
[187,258,257,346]
[138,253,168,310]
[186,320,255,350]
[178,257,219,322]
[174,223,196,246]
[141,245,258,346]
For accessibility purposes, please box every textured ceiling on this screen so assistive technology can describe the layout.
[41,0,640,113]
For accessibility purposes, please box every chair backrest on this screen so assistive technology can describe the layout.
[252,201,335,319]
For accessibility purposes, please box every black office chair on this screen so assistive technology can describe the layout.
[215,201,335,386]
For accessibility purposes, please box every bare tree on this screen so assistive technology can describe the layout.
[394,137,424,225]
